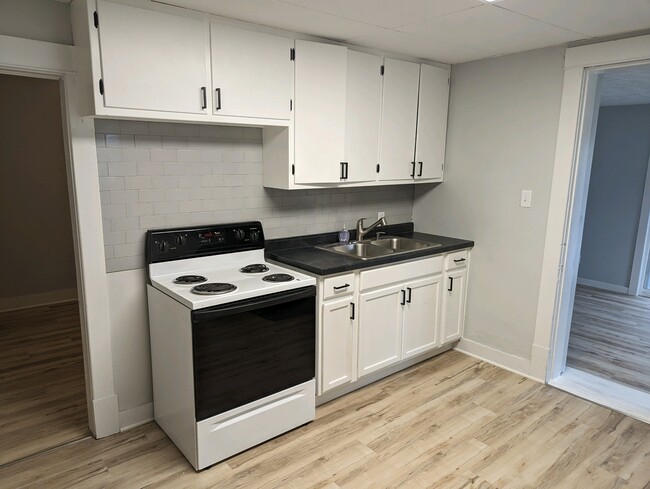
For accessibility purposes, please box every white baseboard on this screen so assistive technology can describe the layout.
[119,402,154,431]
[0,288,78,312]
[576,278,628,294]
[91,394,120,439]
[454,338,537,381]
[551,367,650,424]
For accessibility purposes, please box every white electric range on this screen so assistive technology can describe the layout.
[146,221,316,470]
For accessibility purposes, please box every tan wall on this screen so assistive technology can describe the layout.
[0,74,77,308]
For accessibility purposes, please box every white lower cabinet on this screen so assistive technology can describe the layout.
[441,267,468,343]
[320,297,357,392]
[402,275,442,359]
[358,283,404,377]
[316,251,469,396]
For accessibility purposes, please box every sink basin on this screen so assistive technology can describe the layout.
[370,236,441,252]
[318,242,393,260]
[317,236,441,260]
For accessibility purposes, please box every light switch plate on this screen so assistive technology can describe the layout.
[520,190,532,208]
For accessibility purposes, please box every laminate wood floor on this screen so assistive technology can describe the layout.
[567,286,650,393]
[0,302,89,467]
[1,351,649,488]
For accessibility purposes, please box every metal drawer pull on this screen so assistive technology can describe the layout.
[333,284,350,290]
[410,161,416,178]
[448,277,454,292]
[200,86,207,109]
[453,258,466,263]
[417,162,423,177]
[350,302,355,320]
[401,289,406,305]
[406,287,412,303]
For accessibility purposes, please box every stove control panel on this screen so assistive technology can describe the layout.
[146,222,265,264]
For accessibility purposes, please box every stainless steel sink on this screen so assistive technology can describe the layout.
[370,236,441,252]
[317,242,393,260]
[317,236,441,260]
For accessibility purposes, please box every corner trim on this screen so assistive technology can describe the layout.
[92,394,120,438]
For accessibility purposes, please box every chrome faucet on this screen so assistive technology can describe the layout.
[356,217,387,241]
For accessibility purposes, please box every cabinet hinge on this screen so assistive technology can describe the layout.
[93,11,99,28]
[290,48,295,61]
[376,164,380,173]
[99,78,104,95]
[291,164,295,175]
[380,65,384,76]
[290,99,293,111]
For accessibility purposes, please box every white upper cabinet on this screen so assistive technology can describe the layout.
[211,25,292,120]
[96,0,210,114]
[293,40,347,184]
[343,50,383,183]
[378,58,421,182]
[415,64,450,181]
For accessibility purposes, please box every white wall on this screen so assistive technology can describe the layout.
[578,104,650,289]
[413,46,566,361]
[0,0,73,45]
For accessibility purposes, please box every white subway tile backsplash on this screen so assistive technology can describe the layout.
[98,120,414,272]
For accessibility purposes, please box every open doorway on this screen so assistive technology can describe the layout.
[567,84,650,395]
[0,74,89,466]
[544,61,650,422]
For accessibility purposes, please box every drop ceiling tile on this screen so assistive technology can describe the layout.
[277,0,482,29]
[349,29,493,64]
[497,0,650,38]
[153,0,383,41]
[397,4,586,55]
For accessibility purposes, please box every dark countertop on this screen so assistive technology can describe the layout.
[265,222,474,276]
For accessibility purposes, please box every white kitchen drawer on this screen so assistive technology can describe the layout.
[360,256,443,291]
[445,250,469,270]
[323,273,356,301]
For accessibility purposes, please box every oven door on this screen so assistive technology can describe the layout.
[191,285,316,421]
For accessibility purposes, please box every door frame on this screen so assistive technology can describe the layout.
[531,34,650,384]
[0,34,120,438]
[629,153,650,297]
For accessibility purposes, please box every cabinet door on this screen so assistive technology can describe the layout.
[378,58,420,181]
[344,50,382,183]
[358,284,403,377]
[294,40,347,184]
[320,298,356,394]
[415,64,450,181]
[402,275,442,359]
[211,25,292,120]
[441,268,467,343]
[97,0,209,114]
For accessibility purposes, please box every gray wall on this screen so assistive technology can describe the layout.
[578,104,650,288]
[0,74,77,303]
[96,119,415,272]
[413,46,566,360]
[0,0,73,45]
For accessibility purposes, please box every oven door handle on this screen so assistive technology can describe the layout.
[191,285,316,322]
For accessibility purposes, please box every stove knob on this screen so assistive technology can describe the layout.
[234,228,245,241]
[250,230,260,242]
[158,240,170,252]
[175,234,186,246]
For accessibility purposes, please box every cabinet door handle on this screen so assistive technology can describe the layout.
[448,277,454,292]
[340,162,348,180]
[410,161,416,178]
[333,284,350,291]
[215,88,222,110]
[401,289,406,305]
[350,302,355,320]
[406,287,412,303]
[454,258,466,263]
[344,162,349,179]
[417,161,423,177]
[200,86,207,109]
